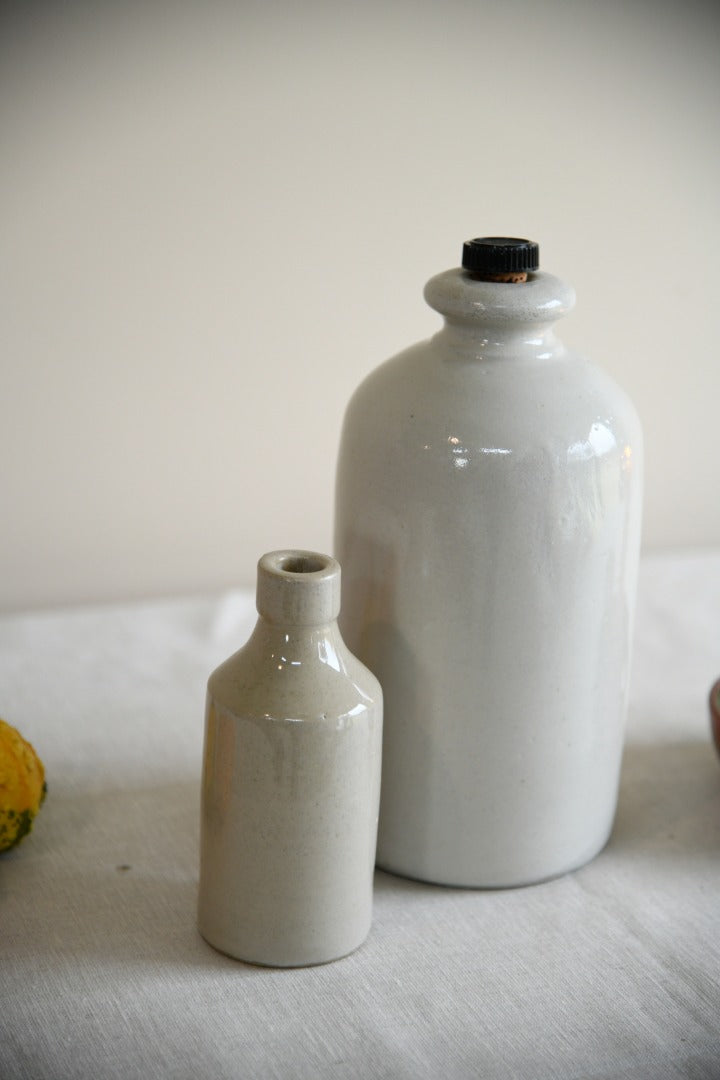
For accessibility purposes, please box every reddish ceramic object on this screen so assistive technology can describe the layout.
[710,678,720,758]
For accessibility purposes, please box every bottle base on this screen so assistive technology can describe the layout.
[197,923,371,968]
[375,832,613,889]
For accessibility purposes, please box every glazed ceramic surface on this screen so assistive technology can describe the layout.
[198,550,383,966]
[335,266,643,887]
[710,678,720,759]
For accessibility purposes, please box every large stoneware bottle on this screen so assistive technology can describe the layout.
[334,237,642,887]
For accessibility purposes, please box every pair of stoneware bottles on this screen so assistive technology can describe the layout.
[198,238,643,967]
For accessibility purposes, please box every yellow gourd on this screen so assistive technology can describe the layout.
[0,719,46,852]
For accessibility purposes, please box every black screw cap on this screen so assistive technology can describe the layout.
[462,237,539,274]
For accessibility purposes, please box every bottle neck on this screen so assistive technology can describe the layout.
[255,550,341,626]
[423,268,575,364]
[247,616,351,676]
[433,319,566,362]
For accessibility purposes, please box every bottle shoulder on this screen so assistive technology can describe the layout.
[340,340,642,453]
[343,340,432,413]
[207,627,382,723]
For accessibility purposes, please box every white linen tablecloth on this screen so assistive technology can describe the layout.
[1,551,719,1080]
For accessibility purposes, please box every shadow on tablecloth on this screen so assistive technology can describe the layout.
[611,739,719,860]
[0,778,269,974]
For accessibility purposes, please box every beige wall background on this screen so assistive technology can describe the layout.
[1,0,718,611]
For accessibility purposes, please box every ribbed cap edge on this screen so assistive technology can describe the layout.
[462,237,540,274]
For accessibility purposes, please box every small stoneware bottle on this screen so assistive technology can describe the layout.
[335,237,643,887]
[197,550,382,967]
